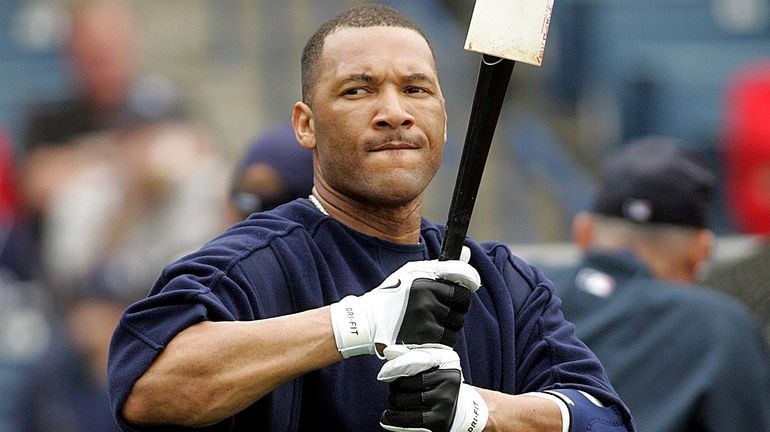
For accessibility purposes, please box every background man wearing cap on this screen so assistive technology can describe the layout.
[550,135,770,432]
[227,121,314,222]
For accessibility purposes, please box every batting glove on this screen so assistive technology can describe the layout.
[330,250,480,358]
[377,344,488,432]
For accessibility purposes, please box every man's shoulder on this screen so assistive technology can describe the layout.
[680,283,756,321]
[417,221,520,265]
[630,277,759,337]
[156,202,319,285]
[211,200,319,249]
[463,238,557,298]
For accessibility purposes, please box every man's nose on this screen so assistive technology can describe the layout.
[372,89,415,129]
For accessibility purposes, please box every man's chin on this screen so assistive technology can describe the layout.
[366,184,426,208]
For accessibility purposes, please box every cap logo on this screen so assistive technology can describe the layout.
[623,198,652,222]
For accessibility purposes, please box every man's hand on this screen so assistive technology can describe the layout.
[330,254,480,358]
[377,344,488,432]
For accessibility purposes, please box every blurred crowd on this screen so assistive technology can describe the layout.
[0,0,769,431]
[0,1,230,430]
[0,1,313,430]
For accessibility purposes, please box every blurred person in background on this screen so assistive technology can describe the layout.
[4,1,230,430]
[0,123,35,281]
[721,59,770,236]
[0,125,55,432]
[14,0,229,300]
[551,136,770,432]
[16,283,127,432]
[0,126,19,232]
[703,59,770,342]
[23,0,182,151]
[227,121,313,223]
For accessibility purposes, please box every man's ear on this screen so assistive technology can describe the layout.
[688,229,714,278]
[572,212,595,252]
[292,102,315,150]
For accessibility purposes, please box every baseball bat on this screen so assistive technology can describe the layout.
[439,55,515,261]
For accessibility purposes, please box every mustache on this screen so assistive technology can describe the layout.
[368,132,421,148]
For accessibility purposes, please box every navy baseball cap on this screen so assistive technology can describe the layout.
[237,122,313,199]
[231,121,314,214]
[592,136,715,228]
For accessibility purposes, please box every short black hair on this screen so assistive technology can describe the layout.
[300,3,433,104]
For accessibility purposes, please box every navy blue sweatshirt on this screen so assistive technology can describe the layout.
[108,199,632,431]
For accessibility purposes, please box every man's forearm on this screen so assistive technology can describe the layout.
[121,306,342,427]
[481,387,634,432]
[479,389,563,432]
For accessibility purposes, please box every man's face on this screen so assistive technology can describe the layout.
[69,3,137,109]
[305,26,447,207]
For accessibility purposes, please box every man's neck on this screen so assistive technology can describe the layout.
[310,187,423,244]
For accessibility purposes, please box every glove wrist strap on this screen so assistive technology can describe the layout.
[453,385,489,432]
[330,296,374,358]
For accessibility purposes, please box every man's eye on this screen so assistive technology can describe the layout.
[405,86,429,95]
[343,87,369,96]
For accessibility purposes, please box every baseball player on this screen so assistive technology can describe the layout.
[108,4,634,431]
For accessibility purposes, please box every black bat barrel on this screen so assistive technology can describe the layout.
[439,55,515,261]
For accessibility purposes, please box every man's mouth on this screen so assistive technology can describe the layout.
[371,141,419,151]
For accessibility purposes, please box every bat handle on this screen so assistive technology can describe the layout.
[439,55,515,261]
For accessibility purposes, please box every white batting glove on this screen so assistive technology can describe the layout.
[377,344,489,432]
[330,250,480,358]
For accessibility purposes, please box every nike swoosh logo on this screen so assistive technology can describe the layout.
[379,279,402,290]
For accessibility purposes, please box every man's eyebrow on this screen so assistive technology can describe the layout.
[341,73,375,85]
[403,72,433,84]
[339,72,434,86]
